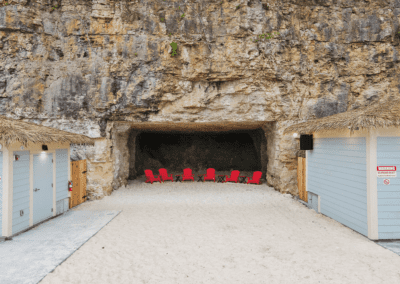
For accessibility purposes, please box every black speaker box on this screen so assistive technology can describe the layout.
[300,135,313,150]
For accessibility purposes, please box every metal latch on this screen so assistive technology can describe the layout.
[34,188,40,192]
[20,210,24,216]
[51,208,53,212]
[82,171,87,174]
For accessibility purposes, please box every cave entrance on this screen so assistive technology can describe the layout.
[129,128,268,180]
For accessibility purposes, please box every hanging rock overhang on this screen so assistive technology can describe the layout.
[114,121,270,132]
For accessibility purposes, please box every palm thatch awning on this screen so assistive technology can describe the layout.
[284,99,400,134]
[0,116,95,146]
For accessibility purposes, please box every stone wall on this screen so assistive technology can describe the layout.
[1,0,399,198]
[128,129,140,179]
[263,121,298,194]
[111,122,131,190]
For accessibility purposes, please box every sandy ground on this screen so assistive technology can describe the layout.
[41,177,400,284]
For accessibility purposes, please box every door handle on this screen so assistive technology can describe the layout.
[34,188,40,192]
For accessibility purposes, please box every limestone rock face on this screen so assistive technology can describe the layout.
[1,0,399,198]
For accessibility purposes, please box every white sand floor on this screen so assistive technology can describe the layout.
[41,178,400,284]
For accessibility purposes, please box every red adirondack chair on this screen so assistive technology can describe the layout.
[182,168,195,182]
[223,170,240,183]
[247,171,262,185]
[202,168,216,182]
[159,168,173,182]
[145,170,162,184]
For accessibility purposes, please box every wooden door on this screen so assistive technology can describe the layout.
[297,157,308,202]
[69,160,87,208]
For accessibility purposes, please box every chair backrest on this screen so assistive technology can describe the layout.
[159,168,167,177]
[183,168,192,176]
[230,170,240,178]
[145,170,154,177]
[252,171,262,180]
[206,168,215,176]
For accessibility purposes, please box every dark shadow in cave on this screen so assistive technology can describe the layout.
[133,129,265,177]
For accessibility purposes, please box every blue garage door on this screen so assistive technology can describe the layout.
[308,137,368,236]
[33,153,53,225]
[377,137,400,239]
[12,151,30,235]
[56,149,69,202]
[0,152,3,236]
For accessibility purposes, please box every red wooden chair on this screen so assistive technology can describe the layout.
[202,168,216,182]
[182,168,195,182]
[247,171,262,185]
[223,170,240,183]
[144,170,162,184]
[159,168,173,182]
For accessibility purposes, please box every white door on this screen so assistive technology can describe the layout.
[33,153,53,225]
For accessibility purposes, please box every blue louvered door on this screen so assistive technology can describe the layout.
[33,153,53,225]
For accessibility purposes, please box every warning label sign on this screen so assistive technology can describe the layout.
[377,166,397,178]
[377,166,396,171]
[378,171,397,178]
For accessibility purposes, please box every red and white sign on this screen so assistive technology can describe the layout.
[378,166,397,178]
[384,179,390,185]
[377,166,396,171]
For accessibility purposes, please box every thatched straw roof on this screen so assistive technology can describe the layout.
[284,99,400,134]
[0,116,95,146]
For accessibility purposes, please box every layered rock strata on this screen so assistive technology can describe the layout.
[1,0,398,198]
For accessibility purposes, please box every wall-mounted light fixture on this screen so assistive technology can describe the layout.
[42,145,48,151]
[293,133,299,138]
[300,134,313,150]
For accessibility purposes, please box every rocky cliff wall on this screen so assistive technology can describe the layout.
[1,0,399,198]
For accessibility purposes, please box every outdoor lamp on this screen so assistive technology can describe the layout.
[293,133,298,138]
[42,145,48,151]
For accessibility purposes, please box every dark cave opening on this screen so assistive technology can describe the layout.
[132,129,266,177]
